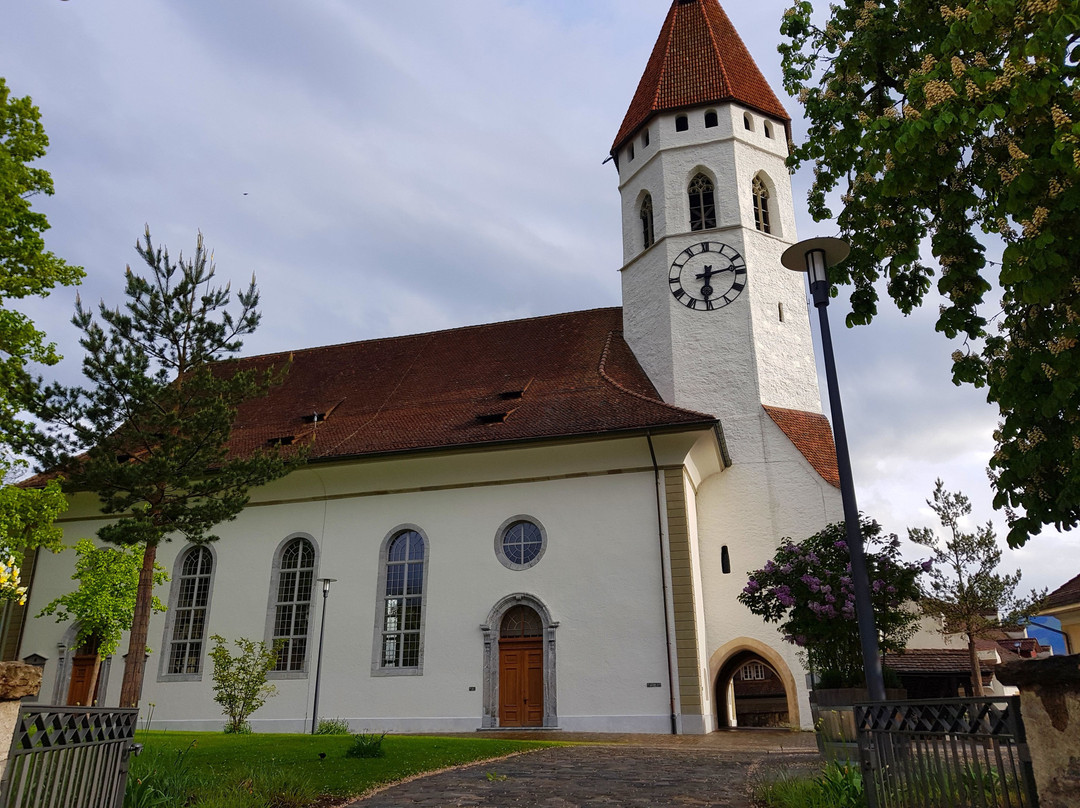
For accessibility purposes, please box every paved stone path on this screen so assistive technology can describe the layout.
[346,732,821,807]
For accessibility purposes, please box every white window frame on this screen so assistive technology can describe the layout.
[264,533,319,679]
[371,524,430,676]
[158,544,217,682]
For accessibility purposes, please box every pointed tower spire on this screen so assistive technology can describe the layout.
[611,0,789,156]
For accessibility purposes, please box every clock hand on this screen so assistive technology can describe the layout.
[695,264,730,299]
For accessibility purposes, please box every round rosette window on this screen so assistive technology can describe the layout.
[496,518,547,570]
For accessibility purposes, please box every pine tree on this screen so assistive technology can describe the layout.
[909,481,1045,696]
[34,228,300,708]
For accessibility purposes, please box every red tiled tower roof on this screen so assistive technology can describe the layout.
[225,308,715,463]
[612,0,790,155]
[763,405,840,488]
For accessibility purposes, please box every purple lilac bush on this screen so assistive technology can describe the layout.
[738,518,926,687]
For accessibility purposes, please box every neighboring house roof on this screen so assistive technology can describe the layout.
[763,406,840,488]
[884,648,1013,686]
[1042,572,1080,612]
[991,638,1047,659]
[611,0,790,155]
[226,308,716,463]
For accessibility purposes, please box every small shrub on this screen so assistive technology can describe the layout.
[223,721,252,734]
[209,635,281,733]
[314,717,351,735]
[814,760,864,808]
[346,732,387,759]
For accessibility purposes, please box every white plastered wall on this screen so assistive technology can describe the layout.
[22,434,706,734]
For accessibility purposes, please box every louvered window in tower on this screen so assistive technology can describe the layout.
[688,173,716,231]
[752,176,771,234]
[640,194,655,249]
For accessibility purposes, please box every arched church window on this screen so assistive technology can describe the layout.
[764,121,773,139]
[271,536,316,672]
[752,176,771,234]
[379,529,426,670]
[163,546,214,677]
[744,113,753,131]
[688,173,716,231]
[704,110,718,128]
[640,195,655,249]
[643,128,650,147]
[628,142,635,161]
[675,115,689,132]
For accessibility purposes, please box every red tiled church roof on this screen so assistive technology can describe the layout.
[226,308,715,463]
[763,406,840,488]
[1043,572,1080,612]
[612,0,790,154]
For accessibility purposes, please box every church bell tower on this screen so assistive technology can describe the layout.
[613,0,822,458]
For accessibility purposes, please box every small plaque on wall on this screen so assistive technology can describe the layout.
[646,682,662,688]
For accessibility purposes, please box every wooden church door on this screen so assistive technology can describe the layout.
[66,654,101,706]
[498,605,544,727]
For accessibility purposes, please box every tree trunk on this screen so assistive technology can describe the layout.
[119,542,158,708]
[968,633,984,697]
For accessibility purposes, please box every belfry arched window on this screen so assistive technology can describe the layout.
[640,194,655,249]
[270,536,316,673]
[752,175,771,234]
[688,173,716,231]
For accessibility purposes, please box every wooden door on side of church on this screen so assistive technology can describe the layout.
[67,654,101,706]
[499,639,543,727]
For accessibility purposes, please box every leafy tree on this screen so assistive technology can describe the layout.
[0,77,85,438]
[909,480,1045,696]
[739,519,925,687]
[33,229,298,708]
[0,458,66,562]
[0,77,82,621]
[208,635,280,734]
[780,1,1080,546]
[37,539,167,657]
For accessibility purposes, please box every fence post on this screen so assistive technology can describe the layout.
[0,662,42,782]
[998,654,1080,808]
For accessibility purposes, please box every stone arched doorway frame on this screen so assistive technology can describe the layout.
[52,622,113,706]
[708,637,800,729]
[480,593,558,728]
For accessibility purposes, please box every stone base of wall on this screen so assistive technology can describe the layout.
[998,654,1080,808]
[0,662,43,779]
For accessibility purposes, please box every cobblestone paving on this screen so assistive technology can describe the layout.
[347,737,821,808]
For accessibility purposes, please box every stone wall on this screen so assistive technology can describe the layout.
[997,654,1080,808]
[0,662,42,779]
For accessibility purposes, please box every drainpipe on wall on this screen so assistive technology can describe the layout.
[647,432,679,735]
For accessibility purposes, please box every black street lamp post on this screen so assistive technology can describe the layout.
[311,577,337,734]
[781,237,887,701]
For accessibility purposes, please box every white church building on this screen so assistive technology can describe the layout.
[14,0,843,734]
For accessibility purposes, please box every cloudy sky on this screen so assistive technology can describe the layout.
[3,1,1075,612]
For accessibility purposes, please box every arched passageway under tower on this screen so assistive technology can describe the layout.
[711,640,798,729]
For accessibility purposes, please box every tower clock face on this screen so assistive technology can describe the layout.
[668,241,747,311]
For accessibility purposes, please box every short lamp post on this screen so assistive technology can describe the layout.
[311,577,337,734]
[781,237,887,702]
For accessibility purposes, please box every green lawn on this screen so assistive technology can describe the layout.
[128,731,558,807]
